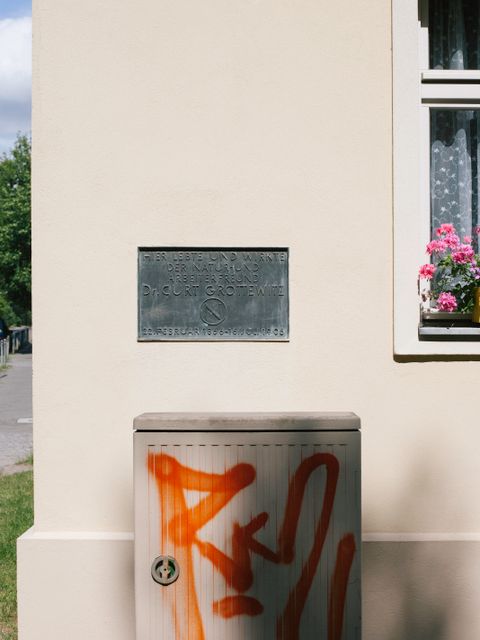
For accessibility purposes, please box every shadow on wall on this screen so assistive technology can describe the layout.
[363,453,479,640]
[364,541,448,640]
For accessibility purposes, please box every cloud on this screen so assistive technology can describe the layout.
[0,17,31,154]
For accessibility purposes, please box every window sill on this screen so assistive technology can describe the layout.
[419,321,480,341]
[395,308,480,356]
[419,310,480,341]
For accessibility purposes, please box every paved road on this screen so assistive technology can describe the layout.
[0,354,32,471]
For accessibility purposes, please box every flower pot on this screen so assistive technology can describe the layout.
[473,288,480,324]
[422,310,472,321]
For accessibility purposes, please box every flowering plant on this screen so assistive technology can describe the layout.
[418,223,480,313]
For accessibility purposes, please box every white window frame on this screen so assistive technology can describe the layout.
[393,0,480,355]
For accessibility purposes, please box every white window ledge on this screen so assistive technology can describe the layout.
[419,322,480,341]
[422,70,480,82]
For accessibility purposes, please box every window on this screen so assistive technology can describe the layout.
[394,0,480,355]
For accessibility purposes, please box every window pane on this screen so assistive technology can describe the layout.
[430,1,480,69]
[430,109,479,243]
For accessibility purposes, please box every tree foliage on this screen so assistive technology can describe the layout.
[0,135,31,325]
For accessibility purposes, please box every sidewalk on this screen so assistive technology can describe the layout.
[0,353,32,471]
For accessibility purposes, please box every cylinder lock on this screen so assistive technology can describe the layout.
[151,556,180,586]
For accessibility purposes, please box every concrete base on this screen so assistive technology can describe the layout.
[17,530,480,640]
[17,529,134,640]
[363,539,480,640]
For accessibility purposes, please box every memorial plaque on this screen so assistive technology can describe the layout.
[138,247,289,341]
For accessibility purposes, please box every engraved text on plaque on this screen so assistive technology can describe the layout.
[138,247,289,341]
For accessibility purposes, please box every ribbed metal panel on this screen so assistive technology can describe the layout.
[135,429,360,640]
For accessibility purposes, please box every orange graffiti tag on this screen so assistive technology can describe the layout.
[148,451,355,640]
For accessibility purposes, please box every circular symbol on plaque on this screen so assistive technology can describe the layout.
[200,298,226,326]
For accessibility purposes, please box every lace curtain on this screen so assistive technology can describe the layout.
[431,110,479,244]
[429,2,480,245]
[430,1,480,70]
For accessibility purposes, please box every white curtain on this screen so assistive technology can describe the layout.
[430,1,480,70]
[431,110,479,244]
[430,3,480,244]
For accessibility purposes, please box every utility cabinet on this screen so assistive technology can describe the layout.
[134,412,361,639]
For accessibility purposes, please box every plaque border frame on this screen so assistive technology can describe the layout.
[137,246,290,342]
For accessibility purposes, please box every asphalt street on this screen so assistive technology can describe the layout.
[0,353,32,471]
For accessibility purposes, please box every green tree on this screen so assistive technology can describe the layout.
[0,134,31,325]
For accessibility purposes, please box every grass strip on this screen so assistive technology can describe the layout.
[0,470,33,640]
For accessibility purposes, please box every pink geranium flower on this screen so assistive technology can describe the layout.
[418,263,436,280]
[452,244,476,264]
[443,232,460,249]
[426,239,447,255]
[437,292,457,312]
[470,266,480,280]
[419,223,479,312]
[436,223,455,236]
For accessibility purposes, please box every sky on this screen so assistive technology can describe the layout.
[0,0,32,154]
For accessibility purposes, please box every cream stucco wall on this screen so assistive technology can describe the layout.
[19,1,480,638]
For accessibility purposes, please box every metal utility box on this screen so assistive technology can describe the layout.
[134,412,361,640]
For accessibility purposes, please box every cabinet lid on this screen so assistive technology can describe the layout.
[133,412,360,431]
